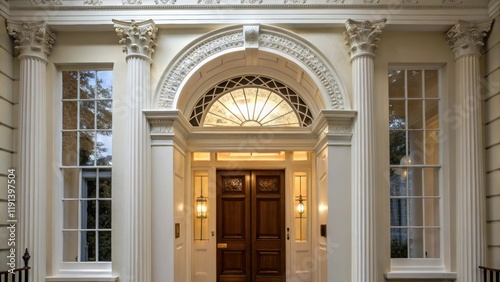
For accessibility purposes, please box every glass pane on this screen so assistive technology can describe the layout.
[99,175,112,198]
[82,177,97,198]
[98,231,112,261]
[389,100,406,129]
[408,168,423,196]
[390,169,407,196]
[63,101,78,129]
[63,200,78,229]
[81,231,96,262]
[294,217,307,241]
[388,70,405,98]
[424,199,440,226]
[425,70,439,98]
[409,228,424,258]
[63,231,78,262]
[98,200,112,229]
[407,70,422,98]
[408,198,423,226]
[62,131,78,166]
[79,101,95,129]
[425,131,440,164]
[97,100,113,129]
[63,71,78,99]
[63,168,80,198]
[244,88,258,121]
[390,228,408,258]
[79,131,95,166]
[423,168,440,197]
[390,130,406,165]
[390,199,407,226]
[203,112,240,126]
[407,100,423,129]
[425,228,440,258]
[96,131,112,166]
[79,70,96,99]
[208,100,243,125]
[407,130,424,164]
[96,70,113,99]
[264,111,299,127]
[425,99,439,129]
[81,200,96,229]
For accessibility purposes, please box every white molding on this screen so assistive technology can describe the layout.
[6,6,490,31]
[489,0,500,19]
[0,0,9,19]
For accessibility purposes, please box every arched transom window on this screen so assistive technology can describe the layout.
[189,76,313,127]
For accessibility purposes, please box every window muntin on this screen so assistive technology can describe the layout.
[61,70,112,263]
[389,69,441,259]
[189,76,313,127]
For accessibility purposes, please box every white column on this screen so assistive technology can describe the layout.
[445,20,493,282]
[113,19,158,282]
[344,18,385,282]
[6,21,55,281]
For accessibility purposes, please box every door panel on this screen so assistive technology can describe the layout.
[217,171,251,282]
[217,170,285,282]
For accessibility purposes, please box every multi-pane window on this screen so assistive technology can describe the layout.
[61,70,113,262]
[388,68,441,259]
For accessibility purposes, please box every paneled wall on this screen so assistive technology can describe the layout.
[0,17,15,267]
[484,15,500,268]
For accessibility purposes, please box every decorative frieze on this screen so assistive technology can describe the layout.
[122,0,142,4]
[198,0,220,4]
[155,0,176,4]
[6,21,56,60]
[84,0,103,4]
[445,20,493,58]
[241,0,263,4]
[30,0,62,5]
[344,18,386,59]
[284,0,306,4]
[113,19,158,60]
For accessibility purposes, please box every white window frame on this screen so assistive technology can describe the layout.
[51,66,114,279]
[387,66,452,275]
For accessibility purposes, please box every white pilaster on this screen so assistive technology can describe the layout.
[6,20,55,282]
[445,19,493,282]
[344,18,385,282]
[113,19,158,282]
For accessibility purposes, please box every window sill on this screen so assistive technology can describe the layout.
[384,272,457,280]
[46,276,118,282]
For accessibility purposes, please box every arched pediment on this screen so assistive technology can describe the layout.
[155,24,349,111]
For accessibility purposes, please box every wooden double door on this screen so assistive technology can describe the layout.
[216,170,286,282]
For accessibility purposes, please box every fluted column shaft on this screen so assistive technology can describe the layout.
[446,20,492,282]
[114,19,157,282]
[345,18,385,282]
[6,21,55,282]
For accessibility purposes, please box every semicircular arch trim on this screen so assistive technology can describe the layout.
[155,24,349,110]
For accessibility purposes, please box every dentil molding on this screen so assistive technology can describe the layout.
[445,19,493,58]
[6,21,56,60]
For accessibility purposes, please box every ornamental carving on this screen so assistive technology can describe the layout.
[84,0,103,4]
[445,20,492,58]
[113,19,158,59]
[6,21,56,60]
[156,0,177,3]
[284,0,306,4]
[443,0,462,4]
[363,0,379,3]
[30,0,62,5]
[401,0,417,3]
[157,26,346,110]
[149,118,175,133]
[244,25,260,49]
[241,0,263,4]
[326,0,344,3]
[223,177,243,192]
[344,19,386,59]
[198,0,220,4]
[122,0,142,4]
[257,178,279,192]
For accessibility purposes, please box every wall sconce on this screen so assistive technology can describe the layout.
[297,195,305,215]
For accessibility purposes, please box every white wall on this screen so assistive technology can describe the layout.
[484,14,500,269]
[0,16,16,268]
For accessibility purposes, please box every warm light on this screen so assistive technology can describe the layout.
[297,195,305,215]
[196,196,207,219]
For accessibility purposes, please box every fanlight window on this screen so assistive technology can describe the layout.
[204,88,299,127]
[189,76,313,127]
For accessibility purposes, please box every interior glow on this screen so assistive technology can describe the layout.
[193,152,211,161]
[203,88,300,127]
[217,151,286,161]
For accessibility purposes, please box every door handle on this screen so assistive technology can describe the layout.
[217,243,228,249]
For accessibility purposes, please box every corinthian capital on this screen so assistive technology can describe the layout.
[344,18,386,59]
[6,21,56,60]
[113,19,158,61]
[445,20,493,58]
